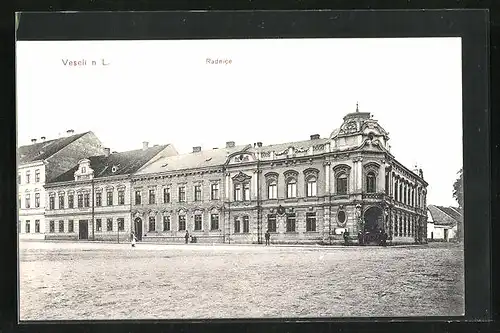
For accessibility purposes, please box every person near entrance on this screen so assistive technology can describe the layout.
[343,230,350,246]
[185,230,190,244]
[265,230,270,245]
[357,231,364,246]
[131,232,137,248]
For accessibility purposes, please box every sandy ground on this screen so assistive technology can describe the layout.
[19,241,464,320]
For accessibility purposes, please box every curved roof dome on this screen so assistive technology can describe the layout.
[329,128,340,139]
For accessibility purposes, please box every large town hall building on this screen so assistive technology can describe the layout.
[37,107,428,245]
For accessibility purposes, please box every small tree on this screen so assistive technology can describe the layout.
[452,168,464,242]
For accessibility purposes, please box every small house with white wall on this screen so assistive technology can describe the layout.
[427,205,462,242]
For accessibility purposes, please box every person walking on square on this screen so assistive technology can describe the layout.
[265,230,270,246]
[185,230,190,244]
[131,232,136,248]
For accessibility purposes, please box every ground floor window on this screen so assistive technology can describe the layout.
[49,220,55,233]
[96,219,102,232]
[68,220,74,233]
[107,218,113,231]
[234,217,240,233]
[242,216,249,233]
[163,216,170,231]
[117,218,125,231]
[399,217,403,237]
[35,220,40,233]
[148,217,155,232]
[194,215,202,231]
[267,214,276,232]
[306,212,316,232]
[59,220,64,233]
[403,217,407,237]
[178,215,186,231]
[25,221,30,233]
[210,214,219,230]
[286,213,296,232]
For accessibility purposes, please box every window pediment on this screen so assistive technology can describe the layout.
[283,170,299,180]
[232,171,252,183]
[333,164,351,175]
[303,168,319,179]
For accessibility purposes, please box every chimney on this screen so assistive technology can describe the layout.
[40,136,46,142]
[142,141,149,151]
[104,148,111,157]
[226,141,235,148]
[257,142,263,147]
[193,146,202,153]
[310,134,320,140]
[67,129,74,135]
[31,138,37,143]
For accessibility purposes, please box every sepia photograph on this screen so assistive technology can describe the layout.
[16,37,465,320]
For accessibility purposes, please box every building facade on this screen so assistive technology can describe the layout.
[43,143,178,240]
[427,205,462,242]
[130,108,428,245]
[17,131,104,238]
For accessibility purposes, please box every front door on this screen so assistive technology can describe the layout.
[363,206,384,245]
[134,218,143,241]
[79,220,88,240]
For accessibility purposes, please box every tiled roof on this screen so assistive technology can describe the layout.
[18,132,89,164]
[438,206,463,222]
[248,138,330,154]
[428,205,461,227]
[47,145,170,183]
[135,144,250,175]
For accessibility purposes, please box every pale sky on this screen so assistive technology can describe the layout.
[16,38,463,206]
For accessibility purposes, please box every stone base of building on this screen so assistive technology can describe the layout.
[19,233,45,240]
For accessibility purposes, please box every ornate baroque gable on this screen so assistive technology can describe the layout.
[232,171,252,183]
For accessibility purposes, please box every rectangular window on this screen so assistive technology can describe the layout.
[194,185,202,202]
[26,171,30,184]
[107,218,113,231]
[107,191,113,206]
[117,218,125,231]
[17,173,21,184]
[49,196,55,210]
[267,214,277,232]
[306,212,317,232]
[49,220,55,233]
[211,183,219,200]
[58,195,63,209]
[96,219,102,232]
[35,220,40,233]
[35,169,40,182]
[163,188,171,203]
[234,217,240,233]
[163,216,170,231]
[35,193,41,208]
[96,192,102,206]
[135,191,142,205]
[148,189,155,204]
[84,193,90,207]
[25,194,31,209]
[59,220,64,233]
[178,186,186,202]
[178,215,186,231]
[210,214,219,231]
[68,194,74,208]
[337,175,348,195]
[25,220,30,233]
[243,183,250,201]
[194,214,202,230]
[242,216,249,233]
[234,184,242,201]
[307,179,317,197]
[268,182,277,199]
[68,220,74,233]
[118,190,125,205]
[149,216,156,232]
[77,194,83,208]
[286,213,296,232]
[287,181,297,198]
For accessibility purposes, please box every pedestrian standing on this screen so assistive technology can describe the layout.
[131,232,136,248]
[265,230,270,245]
[185,230,190,244]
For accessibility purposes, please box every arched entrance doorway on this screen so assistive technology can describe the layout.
[363,206,384,245]
[134,217,143,241]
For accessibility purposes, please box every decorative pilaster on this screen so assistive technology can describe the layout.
[324,161,331,194]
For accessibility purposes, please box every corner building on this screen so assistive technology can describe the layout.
[132,108,428,245]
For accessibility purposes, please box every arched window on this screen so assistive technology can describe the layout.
[394,180,399,200]
[336,173,348,195]
[306,176,317,197]
[286,178,297,198]
[366,172,376,193]
[268,180,277,199]
[399,183,403,202]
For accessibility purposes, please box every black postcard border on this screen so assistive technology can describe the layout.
[3,9,492,333]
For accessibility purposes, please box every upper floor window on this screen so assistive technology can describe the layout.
[107,191,114,206]
[35,193,41,208]
[385,174,389,194]
[68,194,74,208]
[118,190,125,205]
[194,185,202,202]
[211,183,219,200]
[286,178,297,198]
[135,190,142,205]
[268,180,277,199]
[164,188,171,203]
[149,189,155,205]
[77,194,83,208]
[58,194,64,209]
[336,173,348,195]
[243,183,250,201]
[25,194,31,208]
[26,171,30,184]
[178,186,186,202]
[366,172,376,193]
[35,169,40,183]
[234,183,242,201]
[306,177,317,197]
[49,196,55,210]
[84,193,90,207]
[17,173,21,184]
[96,192,102,206]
